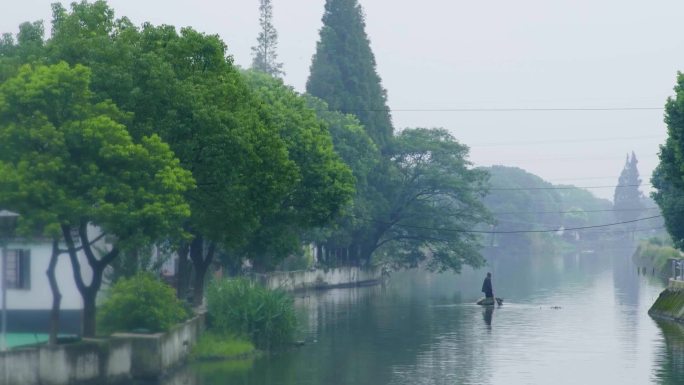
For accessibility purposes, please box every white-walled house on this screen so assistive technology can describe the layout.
[0,236,94,335]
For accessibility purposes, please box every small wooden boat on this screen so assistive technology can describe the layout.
[476,297,503,306]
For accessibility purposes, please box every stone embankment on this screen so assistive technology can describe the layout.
[0,314,204,385]
[0,267,380,385]
[649,279,684,321]
[250,266,382,292]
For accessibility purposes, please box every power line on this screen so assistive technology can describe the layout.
[547,176,634,182]
[334,107,664,113]
[488,183,650,191]
[492,215,661,229]
[568,226,665,235]
[471,135,663,147]
[485,154,659,164]
[491,207,661,215]
[381,215,663,235]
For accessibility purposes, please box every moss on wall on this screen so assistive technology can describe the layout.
[649,288,684,321]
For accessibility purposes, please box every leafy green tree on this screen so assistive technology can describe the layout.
[305,96,382,266]
[563,208,589,228]
[481,166,563,252]
[557,186,613,226]
[128,26,297,303]
[48,1,139,104]
[1,24,59,342]
[483,166,617,250]
[306,0,393,151]
[239,71,355,271]
[0,62,193,337]
[653,73,684,248]
[364,128,491,272]
[0,21,46,81]
[251,0,284,77]
[46,2,300,304]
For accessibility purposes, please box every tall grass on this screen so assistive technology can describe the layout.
[206,278,297,349]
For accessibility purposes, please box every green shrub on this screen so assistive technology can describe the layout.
[98,273,189,334]
[206,278,296,349]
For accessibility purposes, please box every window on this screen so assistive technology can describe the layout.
[5,249,30,290]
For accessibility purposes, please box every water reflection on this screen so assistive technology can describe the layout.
[164,250,681,385]
[482,307,493,329]
[653,320,684,384]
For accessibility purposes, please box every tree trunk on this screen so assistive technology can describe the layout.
[316,244,323,266]
[62,223,118,338]
[176,243,190,301]
[47,240,62,345]
[192,263,209,307]
[189,236,215,307]
[82,292,97,338]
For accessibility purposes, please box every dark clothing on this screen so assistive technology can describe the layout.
[481,276,493,298]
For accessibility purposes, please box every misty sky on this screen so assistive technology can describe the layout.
[4,0,684,200]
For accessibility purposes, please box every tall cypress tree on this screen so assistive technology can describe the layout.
[614,151,644,224]
[306,0,393,150]
[251,0,284,77]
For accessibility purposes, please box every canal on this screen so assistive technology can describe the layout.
[166,248,684,385]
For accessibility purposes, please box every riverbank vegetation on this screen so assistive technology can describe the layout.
[482,164,666,258]
[206,279,297,350]
[191,333,256,361]
[484,166,613,254]
[633,237,680,277]
[97,273,189,334]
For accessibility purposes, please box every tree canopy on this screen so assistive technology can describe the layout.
[0,0,354,314]
[483,166,614,250]
[237,71,355,270]
[305,96,381,263]
[43,1,307,303]
[0,61,193,336]
[363,128,491,272]
[653,73,684,248]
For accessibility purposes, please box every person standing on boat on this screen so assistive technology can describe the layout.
[482,272,493,299]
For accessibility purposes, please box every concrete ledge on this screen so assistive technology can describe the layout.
[251,267,381,292]
[38,341,102,385]
[111,313,204,382]
[0,314,204,385]
[0,348,39,385]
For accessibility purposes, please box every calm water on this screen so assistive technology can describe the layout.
[167,249,684,385]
